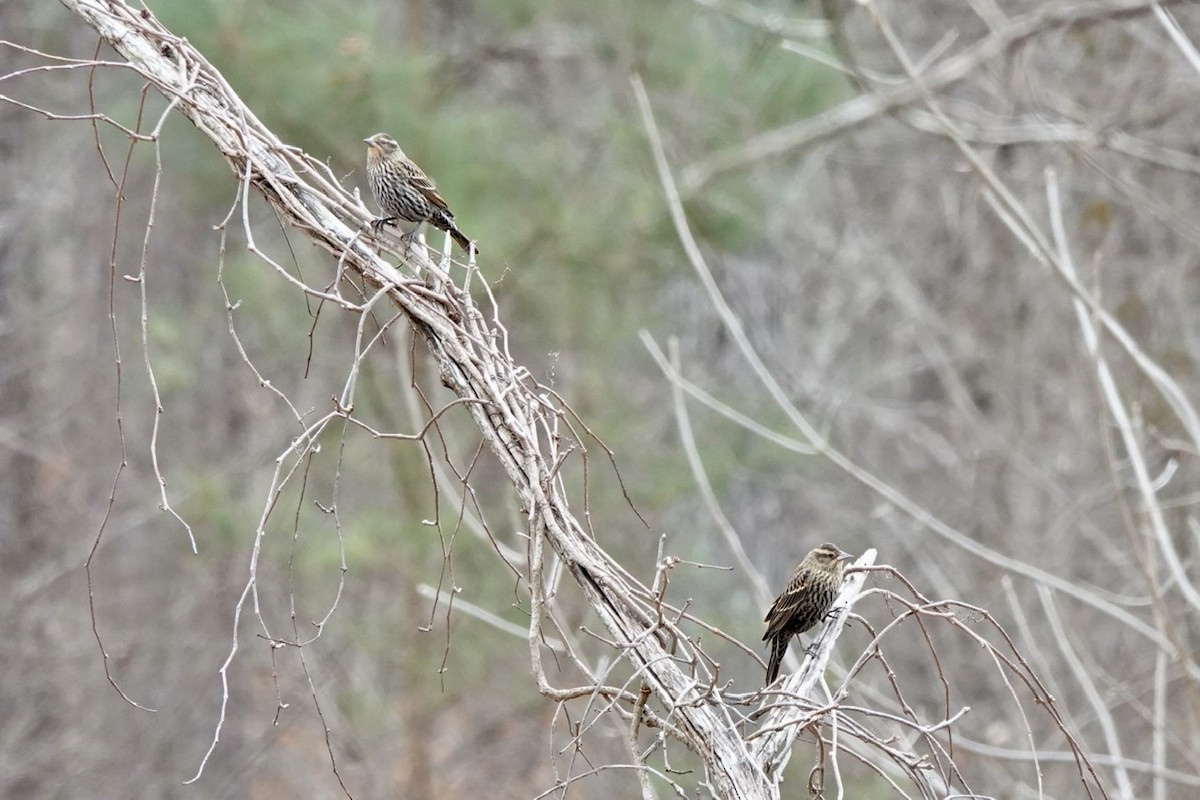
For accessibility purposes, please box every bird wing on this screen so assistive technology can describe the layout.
[762,566,813,640]
[409,167,452,214]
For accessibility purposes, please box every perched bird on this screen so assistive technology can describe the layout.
[762,542,853,684]
[363,132,477,253]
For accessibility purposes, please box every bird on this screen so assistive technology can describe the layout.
[762,542,853,684]
[363,132,477,254]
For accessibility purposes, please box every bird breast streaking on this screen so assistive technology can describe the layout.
[762,542,853,684]
[364,132,477,254]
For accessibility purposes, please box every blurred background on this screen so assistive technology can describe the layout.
[3,0,1200,797]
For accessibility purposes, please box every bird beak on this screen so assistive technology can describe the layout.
[363,137,371,144]
[838,551,854,562]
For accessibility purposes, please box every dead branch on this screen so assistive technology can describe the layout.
[57,0,775,795]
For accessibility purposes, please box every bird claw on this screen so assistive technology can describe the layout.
[369,216,395,234]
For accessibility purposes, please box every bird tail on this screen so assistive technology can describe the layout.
[430,209,477,253]
[449,225,477,254]
[765,636,789,684]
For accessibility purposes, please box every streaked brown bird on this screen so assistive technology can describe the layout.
[364,132,477,253]
[762,542,853,684]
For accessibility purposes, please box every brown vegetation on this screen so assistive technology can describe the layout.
[2,1,1199,797]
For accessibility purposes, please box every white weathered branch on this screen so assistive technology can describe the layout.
[57,0,777,795]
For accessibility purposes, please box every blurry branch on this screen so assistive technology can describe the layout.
[950,735,1200,791]
[635,69,1112,797]
[682,0,1184,194]
[663,336,773,611]
[862,0,1200,671]
[640,335,818,458]
[57,1,780,796]
[1153,4,1200,75]
[1153,649,1170,800]
[633,74,1194,680]
[689,0,830,40]
[416,583,563,651]
[1046,171,1200,619]
[645,0,1200,790]
[1037,586,1134,797]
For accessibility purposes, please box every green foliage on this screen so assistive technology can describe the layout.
[148,0,839,266]
[80,1,841,645]
[107,0,839,747]
[138,3,845,499]
[181,470,251,554]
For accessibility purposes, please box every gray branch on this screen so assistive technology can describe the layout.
[57,0,789,795]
